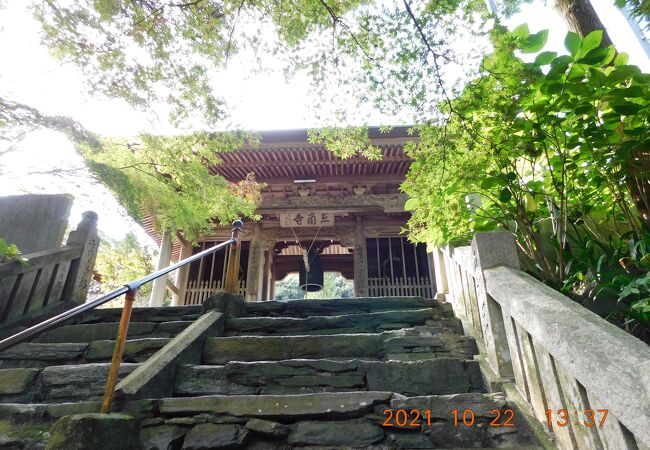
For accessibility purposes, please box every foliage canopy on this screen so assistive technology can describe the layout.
[81,132,263,241]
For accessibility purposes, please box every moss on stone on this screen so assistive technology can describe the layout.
[0,419,51,441]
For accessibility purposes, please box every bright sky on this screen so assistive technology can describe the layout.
[0,0,647,248]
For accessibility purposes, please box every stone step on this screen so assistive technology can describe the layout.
[245,297,450,318]
[159,391,394,418]
[150,392,539,449]
[33,320,192,343]
[203,330,477,364]
[0,338,170,368]
[204,333,382,364]
[0,392,540,449]
[0,363,139,402]
[224,308,436,336]
[175,358,484,397]
[71,305,203,325]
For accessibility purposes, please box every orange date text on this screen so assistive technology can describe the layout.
[382,409,515,428]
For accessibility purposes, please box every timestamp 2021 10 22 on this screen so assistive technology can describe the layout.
[382,409,516,428]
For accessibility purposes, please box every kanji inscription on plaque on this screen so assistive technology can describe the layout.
[279,211,334,227]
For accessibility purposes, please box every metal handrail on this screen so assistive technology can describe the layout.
[0,219,244,412]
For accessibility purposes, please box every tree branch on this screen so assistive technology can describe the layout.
[317,0,382,68]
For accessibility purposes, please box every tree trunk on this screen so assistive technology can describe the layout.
[553,0,614,46]
[626,148,650,229]
[554,0,650,230]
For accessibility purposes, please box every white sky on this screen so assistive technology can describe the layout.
[0,0,647,249]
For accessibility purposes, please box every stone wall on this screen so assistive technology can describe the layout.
[0,194,73,253]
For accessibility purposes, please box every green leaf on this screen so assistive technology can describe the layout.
[522,30,549,53]
[480,177,499,189]
[579,46,616,65]
[620,86,644,98]
[534,51,557,66]
[404,198,419,211]
[614,52,629,66]
[564,32,582,57]
[511,24,530,39]
[574,104,593,115]
[499,187,512,203]
[589,68,607,86]
[580,30,603,55]
[567,64,586,80]
[547,55,572,79]
[612,103,641,115]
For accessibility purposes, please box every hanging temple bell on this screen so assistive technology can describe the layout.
[299,248,324,292]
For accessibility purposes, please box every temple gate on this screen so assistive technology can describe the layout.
[145,127,436,304]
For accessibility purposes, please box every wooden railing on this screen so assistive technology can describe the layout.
[432,232,650,450]
[367,276,433,298]
[0,211,98,330]
[184,279,247,305]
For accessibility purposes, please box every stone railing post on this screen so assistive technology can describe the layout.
[63,211,99,304]
[432,246,449,300]
[471,231,519,379]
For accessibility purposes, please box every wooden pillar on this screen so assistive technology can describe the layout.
[245,226,263,302]
[353,216,368,297]
[173,239,193,306]
[269,254,276,301]
[149,231,172,307]
[261,247,272,301]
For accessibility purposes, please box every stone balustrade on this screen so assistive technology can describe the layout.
[0,211,99,332]
[433,232,650,450]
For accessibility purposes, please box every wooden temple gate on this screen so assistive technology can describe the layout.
[144,127,436,305]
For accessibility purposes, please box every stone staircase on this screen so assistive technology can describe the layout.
[0,297,545,449]
[0,306,201,404]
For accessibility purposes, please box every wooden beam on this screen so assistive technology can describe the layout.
[253,174,407,185]
[210,155,411,171]
[165,279,179,296]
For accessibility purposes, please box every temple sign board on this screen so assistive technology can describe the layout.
[279,211,334,228]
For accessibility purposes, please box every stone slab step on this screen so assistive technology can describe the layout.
[0,338,169,368]
[72,305,203,325]
[0,363,139,402]
[0,342,88,368]
[85,338,170,362]
[156,392,539,448]
[40,362,139,401]
[159,391,394,418]
[33,320,192,343]
[224,308,435,336]
[245,297,448,317]
[204,334,383,363]
[204,330,477,364]
[0,398,153,421]
[175,358,484,397]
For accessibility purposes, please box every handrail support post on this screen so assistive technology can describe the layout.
[225,220,244,294]
[101,288,137,413]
